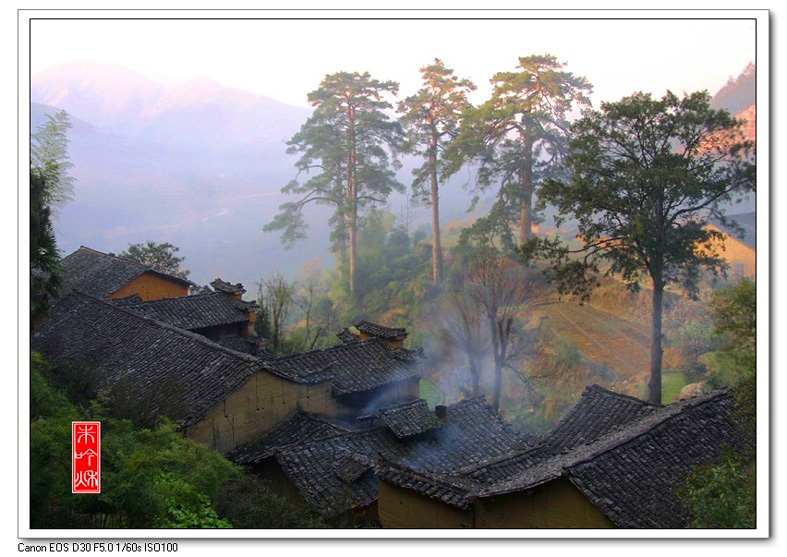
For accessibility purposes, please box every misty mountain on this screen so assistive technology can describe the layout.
[32,61,755,289]
[711,61,755,115]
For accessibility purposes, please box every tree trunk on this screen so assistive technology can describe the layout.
[347,110,357,299]
[468,353,480,397]
[519,142,535,248]
[489,316,503,412]
[348,203,357,298]
[520,190,533,248]
[649,281,665,404]
[429,146,442,285]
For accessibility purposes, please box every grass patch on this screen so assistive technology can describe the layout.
[662,370,688,403]
[420,379,445,407]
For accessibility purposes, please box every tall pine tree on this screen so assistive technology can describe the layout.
[398,59,476,285]
[446,55,591,247]
[266,72,403,298]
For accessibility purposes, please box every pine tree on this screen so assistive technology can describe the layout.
[266,72,404,298]
[398,59,476,285]
[446,55,591,247]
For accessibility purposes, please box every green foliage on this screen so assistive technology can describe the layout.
[31,353,243,529]
[30,110,74,322]
[153,474,232,528]
[214,475,327,529]
[679,455,756,528]
[678,278,757,529]
[710,278,755,352]
[528,90,755,301]
[445,54,591,245]
[265,70,404,297]
[31,109,75,211]
[119,241,191,279]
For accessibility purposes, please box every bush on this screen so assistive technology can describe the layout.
[679,454,756,528]
[214,475,326,529]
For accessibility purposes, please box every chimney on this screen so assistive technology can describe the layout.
[435,405,447,419]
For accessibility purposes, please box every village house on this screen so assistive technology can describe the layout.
[229,396,535,522]
[111,278,269,356]
[31,292,428,454]
[60,246,191,301]
[375,385,748,528]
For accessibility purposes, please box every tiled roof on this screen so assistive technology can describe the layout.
[363,399,443,439]
[113,291,256,331]
[229,412,350,465]
[210,278,246,296]
[566,390,747,528]
[60,246,190,299]
[263,397,530,516]
[32,292,262,427]
[215,336,276,358]
[460,385,660,485]
[377,388,747,529]
[337,328,360,344]
[376,461,476,509]
[355,321,408,341]
[259,339,425,395]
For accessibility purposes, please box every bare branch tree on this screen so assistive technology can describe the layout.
[465,250,540,411]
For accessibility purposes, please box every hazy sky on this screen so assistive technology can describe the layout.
[31,18,755,108]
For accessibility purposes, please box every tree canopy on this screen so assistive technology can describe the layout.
[119,241,191,279]
[446,55,592,248]
[398,59,476,284]
[265,71,404,298]
[526,90,755,403]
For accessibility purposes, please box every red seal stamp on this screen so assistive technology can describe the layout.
[72,421,100,493]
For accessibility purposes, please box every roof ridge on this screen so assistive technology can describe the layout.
[584,383,663,407]
[474,390,733,499]
[66,291,261,365]
[73,246,190,285]
[563,389,732,472]
[116,290,226,307]
[263,337,382,363]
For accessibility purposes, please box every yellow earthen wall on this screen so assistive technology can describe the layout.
[183,370,339,453]
[378,481,475,528]
[378,478,614,529]
[474,478,615,528]
[109,271,188,301]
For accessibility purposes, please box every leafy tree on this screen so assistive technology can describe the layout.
[398,59,476,284]
[446,55,591,247]
[679,455,756,528]
[266,71,404,298]
[214,475,326,529]
[31,109,75,212]
[30,169,62,323]
[710,278,756,425]
[119,241,191,279]
[526,91,755,403]
[30,110,74,322]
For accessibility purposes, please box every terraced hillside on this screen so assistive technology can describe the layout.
[531,301,681,381]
